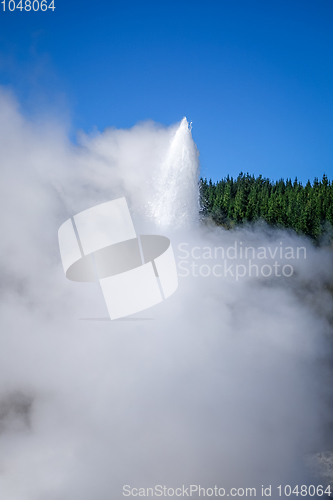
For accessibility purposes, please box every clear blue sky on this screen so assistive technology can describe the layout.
[0,0,332,183]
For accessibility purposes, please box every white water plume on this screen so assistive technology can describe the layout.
[148,117,200,229]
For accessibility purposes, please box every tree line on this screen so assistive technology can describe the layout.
[200,173,333,241]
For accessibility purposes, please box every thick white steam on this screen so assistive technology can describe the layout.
[0,88,332,499]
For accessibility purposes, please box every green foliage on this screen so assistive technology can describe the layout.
[199,173,333,241]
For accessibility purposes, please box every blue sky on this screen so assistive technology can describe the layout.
[0,0,332,183]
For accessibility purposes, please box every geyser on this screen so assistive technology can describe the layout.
[148,117,200,229]
[0,90,332,499]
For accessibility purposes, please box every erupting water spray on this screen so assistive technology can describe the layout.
[149,117,200,229]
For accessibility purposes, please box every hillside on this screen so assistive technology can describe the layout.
[200,173,333,241]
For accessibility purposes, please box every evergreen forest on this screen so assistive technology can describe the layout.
[200,173,333,242]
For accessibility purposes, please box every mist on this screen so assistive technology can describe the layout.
[0,87,332,499]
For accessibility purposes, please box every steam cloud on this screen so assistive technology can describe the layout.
[0,87,332,499]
